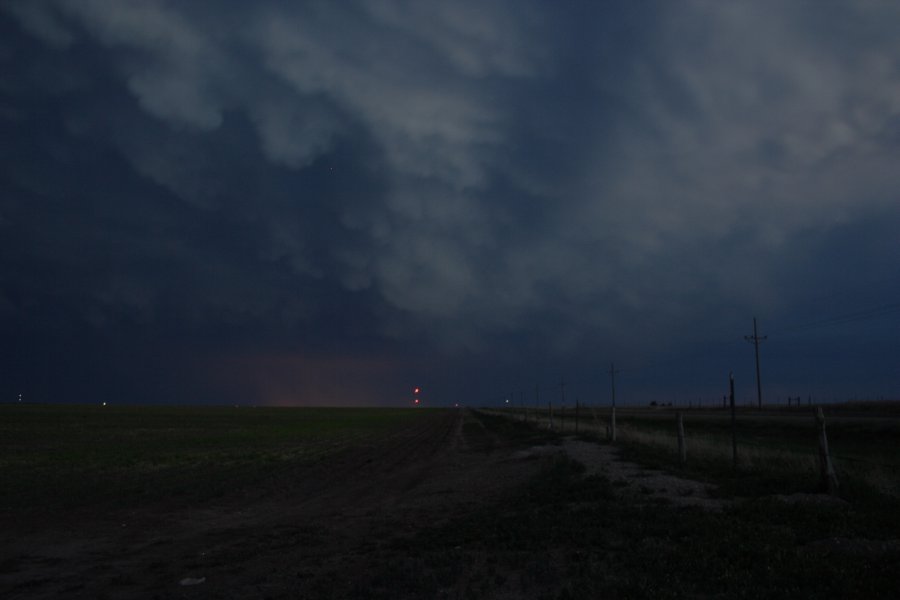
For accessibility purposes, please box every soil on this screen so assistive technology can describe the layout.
[0,410,724,599]
[562,439,727,511]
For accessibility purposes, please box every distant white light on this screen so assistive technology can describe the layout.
[102,402,107,407]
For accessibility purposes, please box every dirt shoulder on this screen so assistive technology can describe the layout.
[561,439,728,511]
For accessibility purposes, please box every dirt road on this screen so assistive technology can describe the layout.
[1,409,549,599]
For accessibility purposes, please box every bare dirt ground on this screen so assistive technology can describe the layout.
[1,410,571,599]
[561,439,727,511]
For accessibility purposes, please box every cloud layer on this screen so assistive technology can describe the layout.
[2,0,899,403]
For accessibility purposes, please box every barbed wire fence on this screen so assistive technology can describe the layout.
[485,404,900,494]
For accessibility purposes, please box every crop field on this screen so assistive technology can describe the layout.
[0,404,426,514]
[3,404,900,598]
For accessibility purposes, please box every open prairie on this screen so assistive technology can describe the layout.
[2,405,900,598]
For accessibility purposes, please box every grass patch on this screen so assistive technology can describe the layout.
[536,406,900,499]
[470,409,562,448]
[0,404,430,512]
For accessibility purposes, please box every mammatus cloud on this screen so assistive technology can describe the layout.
[567,1,900,327]
[3,0,899,362]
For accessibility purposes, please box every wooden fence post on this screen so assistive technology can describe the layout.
[730,372,737,470]
[816,407,839,495]
[676,412,686,465]
[611,406,617,442]
[575,398,579,434]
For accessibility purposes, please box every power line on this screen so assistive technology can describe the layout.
[489,298,900,406]
[775,302,900,336]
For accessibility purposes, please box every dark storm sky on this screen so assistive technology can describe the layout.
[2,1,899,407]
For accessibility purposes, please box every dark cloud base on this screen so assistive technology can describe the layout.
[2,3,899,406]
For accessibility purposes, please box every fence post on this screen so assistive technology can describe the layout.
[676,412,686,465]
[611,406,617,442]
[575,398,580,434]
[730,372,737,470]
[816,407,839,495]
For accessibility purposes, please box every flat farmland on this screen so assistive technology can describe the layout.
[3,406,900,599]
[0,405,427,514]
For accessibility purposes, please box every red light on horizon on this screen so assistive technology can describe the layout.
[414,387,420,394]
[414,398,420,405]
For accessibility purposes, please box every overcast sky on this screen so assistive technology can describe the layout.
[2,1,899,407]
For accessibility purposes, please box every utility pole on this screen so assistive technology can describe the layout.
[559,376,566,431]
[744,317,767,410]
[608,362,620,441]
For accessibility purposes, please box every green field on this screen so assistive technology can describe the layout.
[0,404,427,513]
